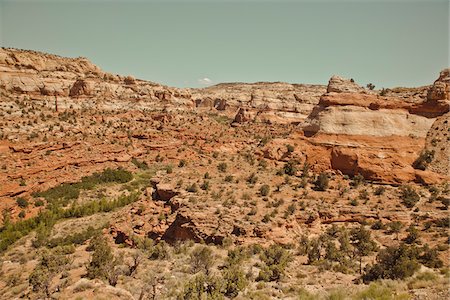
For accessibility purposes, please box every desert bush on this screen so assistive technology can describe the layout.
[226,246,250,266]
[86,235,122,286]
[355,282,409,300]
[217,162,227,173]
[283,160,298,176]
[256,244,292,281]
[190,245,214,274]
[131,158,149,170]
[16,197,29,208]
[178,159,187,167]
[222,266,247,298]
[351,174,365,187]
[29,248,71,296]
[404,225,420,244]
[313,172,329,191]
[200,181,210,191]
[373,186,386,196]
[370,220,385,230]
[187,183,199,193]
[413,150,435,170]
[419,244,443,268]
[400,185,420,208]
[179,273,224,300]
[148,240,171,260]
[363,243,420,282]
[247,173,258,185]
[259,184,270,196]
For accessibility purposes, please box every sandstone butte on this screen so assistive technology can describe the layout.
[0,47,449,299]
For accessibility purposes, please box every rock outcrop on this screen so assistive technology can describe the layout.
[326,75,366,93]
[419,112,450,176]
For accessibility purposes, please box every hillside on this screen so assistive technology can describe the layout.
[0,48,449,300]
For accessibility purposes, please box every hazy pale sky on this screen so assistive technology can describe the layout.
[1,0,449,88]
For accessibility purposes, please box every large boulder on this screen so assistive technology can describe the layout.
[69,79,91,97]
[233,108,255,123]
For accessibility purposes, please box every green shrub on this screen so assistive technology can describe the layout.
[29,248,71,297]
[33,168,132,203]
[413,150,435,170]
[217,163,227,173]
[131,158,149,170]
[178,159,187,167]
[363,243,420,282]
[187,183,199,193]
[179,273,224,300]
[351,174,365,187]
[259,184,270,196]
[373,186,385,196]
[16,197,29,208]
[283,160,298,176]
[286,144,295,153]
[400,185,420,208]
[190,245,214,274]
[222,266,247,298]
[351,225,377,273]
[86,235,122,286]
[314,172,329,191]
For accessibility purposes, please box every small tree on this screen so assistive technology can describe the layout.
[366,83,375,90]
[350,225,377,273]
[363,243,420,282]
[86,236,122,286]
[29,248,71,297]
[257,244,292,281]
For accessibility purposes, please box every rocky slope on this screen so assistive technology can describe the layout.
[0,48,449,300]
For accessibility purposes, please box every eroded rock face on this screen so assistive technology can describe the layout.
[419,112,450,176]
[326,75,365,93]
[427,68,449,101]
[191,82,327,124]
[331,148,358,175]
[0,47,193,110]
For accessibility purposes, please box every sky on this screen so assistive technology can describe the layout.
[0,0,449,88]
